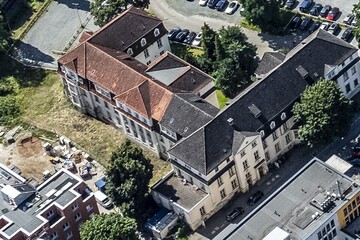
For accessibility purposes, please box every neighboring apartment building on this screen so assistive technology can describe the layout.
[151,29,360,230]
[218,158,360,240]
[0,164,98,240]
[57,7,218,159]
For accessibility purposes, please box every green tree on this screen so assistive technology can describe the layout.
[0,13,9,53]
[80,213,137,240]
[105,140,153,218]
[242,0,281,29]
[353,3,360,47]
[292,79,354,147]
[90,0,150,27]
[201,23,217,64]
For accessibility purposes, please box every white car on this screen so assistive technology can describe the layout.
[320,22,330,30]
[199,0,208,6]
[192,32,202,46]
[225,1,239,14]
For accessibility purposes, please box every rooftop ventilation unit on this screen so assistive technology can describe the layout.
[248,104,261,118]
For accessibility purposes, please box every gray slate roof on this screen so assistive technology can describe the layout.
[168,29,357,175]
[160,93,218,138]
[255,51,285,76]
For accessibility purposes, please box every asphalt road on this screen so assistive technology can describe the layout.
[13,0,93,68]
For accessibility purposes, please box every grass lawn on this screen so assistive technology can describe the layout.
[1,54,170,185]
[216,90,229,109]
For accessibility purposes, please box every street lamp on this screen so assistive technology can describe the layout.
[72,3,83,28]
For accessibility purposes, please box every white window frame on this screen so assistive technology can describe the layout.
[281,112,286,120]
[144,48,150,58]
[71,203,79,212]
[127,48,133,56]
[154,28,160,37]
[260,130,265,137]
[141,38,147,47]
[86,204,93,212]
[66,231,73,240]
[231,179,237,190]
[50,232,58,240]
[95,85,111,99]
[157,39,163,49]
[344,71,349,81]
[270,121,276,130]
[75,212,82,222]
[63,222,70,231]
[351,66,357,75]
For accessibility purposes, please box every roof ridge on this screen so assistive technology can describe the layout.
[58,41,86,65]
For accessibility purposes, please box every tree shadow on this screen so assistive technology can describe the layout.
[53,0,90,11]
[4,0,34,31]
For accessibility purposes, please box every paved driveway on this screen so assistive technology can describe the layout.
[13,0,93,68]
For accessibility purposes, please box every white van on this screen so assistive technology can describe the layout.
[94,191,113,209]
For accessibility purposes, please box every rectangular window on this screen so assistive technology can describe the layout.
[144,49,150,58]
[94,95,99,103]
[95,85,111,99]
[71,203,78,212]
[344,71,349,81]
[254,151,260,161]
[75,213,82,222]
[283,122,288,132]
[352,200,356,209]
[86,204,93,212]
[317,232,322,240]
[326,223,330,232]
[217,177,223,187]
[231,179,237,190]
[243,160,249,170]
[263,140,268,149]
[355,78,359,87]
[275,142,281,153]
[272,131,278,141]
[157,39,163,48]
[286,134,292,144]
[357,196,360,204]
[346,83,351,93]
[332,229,337,236]
[228,167,235,177]
[331,219,335,228]
[240,150,246,157]
[220,189,226,199]
[344,208,348,216]
[352,66,357,75]
[47,210,54,218]
[251,141,257,148]
[63,222,70,231]
[50,232,58,240]
[66,231,73,240]
[200,206,206,216]
[348,204,352,212]
[245,172,251,179]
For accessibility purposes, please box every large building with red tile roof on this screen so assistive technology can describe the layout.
[58,7,218,158]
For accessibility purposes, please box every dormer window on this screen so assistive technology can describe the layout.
[270,121,276,130]
[281,112,286,121]
[260,130,265,137]
[141,38,147,47]
[95,85,111,99]
[154,28,160,37]
[127,48,133,56]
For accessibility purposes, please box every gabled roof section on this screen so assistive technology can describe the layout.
[160,93,219,138]
[87,7,162,52]
[255,51,285,76]
[79,31,93,43]
[169,29,358,175]
[147,52,215,93]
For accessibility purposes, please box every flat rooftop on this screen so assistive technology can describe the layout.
[154,173,208,210]
[223,158,359,240]
[0,165,82,238]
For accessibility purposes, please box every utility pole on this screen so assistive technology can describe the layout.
[72,3,83,28]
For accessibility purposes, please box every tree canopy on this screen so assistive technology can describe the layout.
[0,13,9,53]
[105,140,153,218]
[242,0,281,27]
[90,0,149,27]
[292,79,354,147]
[80,213,137,240]
[352,3,360,48]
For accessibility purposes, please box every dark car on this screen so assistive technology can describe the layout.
[183,31,196,44]
[348,158,360,166]
[320,5,331,17]
[352,145,360,151]
[168,27,181,40]
[299,0,313,12]
[328,22,340,35]
[341,27,353,42]
[343,14,355,25]
[285,0,296,9]
[327,7,339,21]
[208,0,219,8]
[216,0,228,11]
[309,3,322,16]
[174,29,189,42]
[300,17,313,30]
[309,21,321,33]
[291,16,302,29]
[247,190,264,206]
[352,150,360,159]
[226,207,244,221]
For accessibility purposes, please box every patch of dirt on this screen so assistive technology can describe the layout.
[17,136,43,158]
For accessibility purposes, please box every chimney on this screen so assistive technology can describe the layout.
[248,104,261,118]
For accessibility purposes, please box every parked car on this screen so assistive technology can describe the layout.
[320,5,332,18]
[247,190,264,206]
[309,21,321,33]
[285,0,296,9]
[299,0,313,12]
[168,27,181,40]
[341,27,353,42]
[183,31,197,44]
[320,22,330,30]
[192,32,202,46]
[328,22,340,35]
[352,150,360,159]
[310,3,322,16]
[225,1,239,14]
[343,14,355,25]
[327,7,339,21]
[174,29,189,42]
[300,17,313,30]
[351,144,360,151]
[208,0,219,8]
[94,191,113,209]
[199,0,208,6]
[226,207,245,221]
[291,16,302,29]
[216,0,228,11]
[348,158,360,166]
